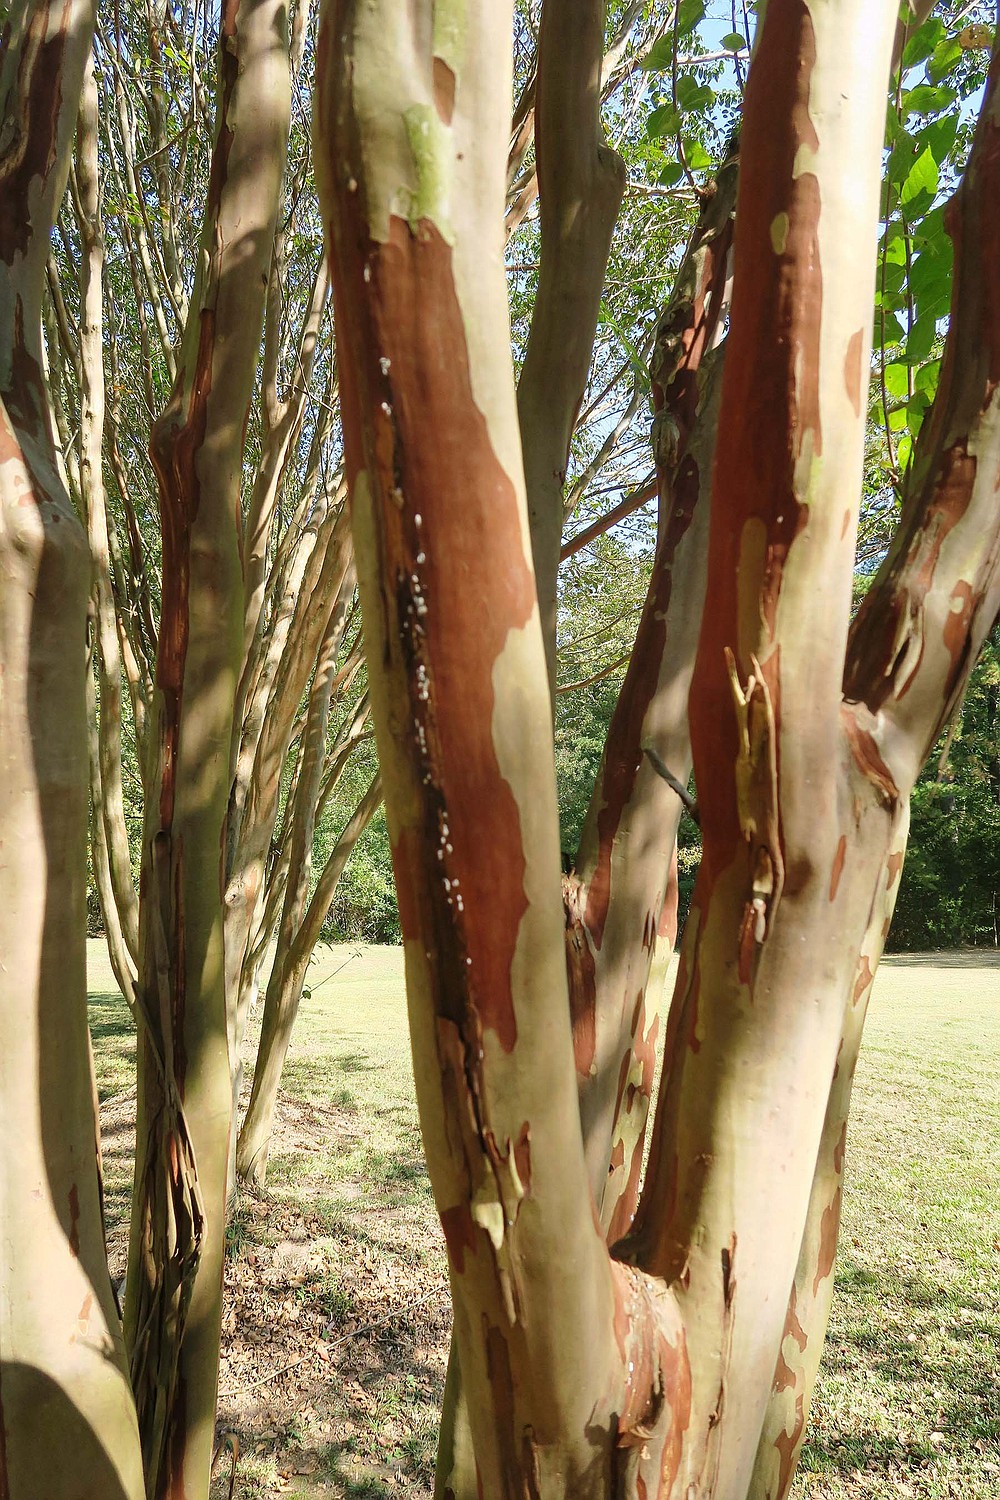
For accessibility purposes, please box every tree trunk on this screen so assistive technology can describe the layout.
[316,3,1000,1495]
[316,4,688,1492]
[436,144,736,1499]
[77,46,140,979]
[122,3,290,1493]
[749,809,909,1497]
[515,0,626,693]
[572,147,737,1241]
[0,4,144,1496]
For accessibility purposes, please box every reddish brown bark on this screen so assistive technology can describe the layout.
[315,4,1000,1497]
[572,149,738,1235]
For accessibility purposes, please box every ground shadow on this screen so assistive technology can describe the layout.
[800,1250,999,1481]
[881,950,1000,969]
[0,1363,136,1498]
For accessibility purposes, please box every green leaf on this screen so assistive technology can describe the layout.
[888,135,921,187]
[880,310,906,346]
[677,0,706,35]
[888,404,910,432]
[883,233,907,267]
[910,247,952,320]
[902,83,957,117]
[883,363,909,400]
[927,38,963,83]
[896,433,913,472]
[901,17,945,70]
[914,358,941,399]
[907,391,930,438]
[916,114,960,169]
[641,36,674,71]
[884,107,904,144]
[900,145,938,209]
[904,313,938,364]
[721,32,747,51]
[684,139,712,170]
[676,75,715,112]
[647,103,682,139]
[879,260,906,302]
[658,160,685,188]
[910,202,947,251]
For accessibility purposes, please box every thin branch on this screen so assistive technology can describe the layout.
[560,475,657,560]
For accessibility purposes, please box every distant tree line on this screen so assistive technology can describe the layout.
[322,626,1000,953]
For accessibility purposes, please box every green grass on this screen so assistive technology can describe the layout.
[87,944,999,1498]
[792,956,999,1498]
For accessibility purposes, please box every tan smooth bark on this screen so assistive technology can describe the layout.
[573,148,737,1241]
[0,3,144,1495]
[77,46,140,972]
[123,3,291,1493]
[516,0,626,692]
[317,4,1000,1497]
[750,809,909,1498]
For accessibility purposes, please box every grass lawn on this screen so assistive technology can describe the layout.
[88,943,999,1498]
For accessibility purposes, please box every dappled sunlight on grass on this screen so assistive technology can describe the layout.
[87,943,999,1498]
[794,955,999,1498]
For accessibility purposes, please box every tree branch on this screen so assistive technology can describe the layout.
[516,0,627,694]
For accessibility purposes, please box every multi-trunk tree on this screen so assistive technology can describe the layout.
[43,0,382,1199]
[315,0,1000,1496]
[3,0,1000,1498]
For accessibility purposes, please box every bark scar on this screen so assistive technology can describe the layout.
[727,649,784,977]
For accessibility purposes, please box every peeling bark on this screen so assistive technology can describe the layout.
[749,809,909,1499]
[574,150,737,1238]
[624,4,902,1492]
[316,4,687,1492]
[315,5,1000,1498]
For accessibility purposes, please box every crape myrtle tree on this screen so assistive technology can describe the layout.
[315,3,1000,1500]
[2,1,696,1494]
[42,0,382,1198]
[45,0,681,1194]
[0,2,144,1494]
[3,1,999,1499]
